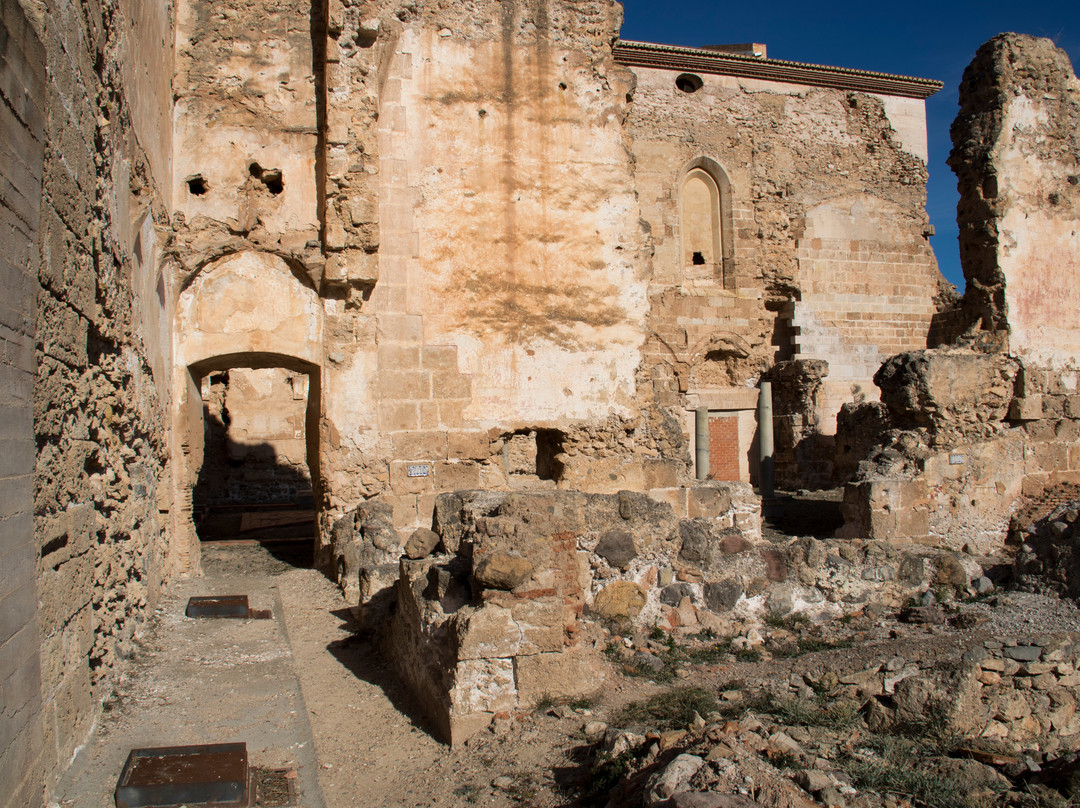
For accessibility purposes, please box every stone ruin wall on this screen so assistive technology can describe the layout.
[165,0,694,572]
[1,0,174,801]
[195,368,313,509]
[839,35,1080,552]
[166,0,957,579]
[316,0,662,535]
[5,0,1042,799]
[628,62,948,447]
[330,485,1013,744]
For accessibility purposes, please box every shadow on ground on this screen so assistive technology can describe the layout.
[324,606,444,743]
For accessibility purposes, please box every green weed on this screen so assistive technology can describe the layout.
[617,686,718,731]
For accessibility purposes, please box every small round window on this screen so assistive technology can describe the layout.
[675,73,703,93]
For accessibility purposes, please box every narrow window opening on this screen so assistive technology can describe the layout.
[535,429,566,482]
[692,251,705,265]
[187,175,208,196]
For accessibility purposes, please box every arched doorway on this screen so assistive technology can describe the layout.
[171,251,324,573]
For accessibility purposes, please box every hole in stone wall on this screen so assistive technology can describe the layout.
[187,175,209,196]
[503,429,565,484]
[535,429,566,482]
[249,163,284,195]
[675,73,703,93]
[692,251,705,265]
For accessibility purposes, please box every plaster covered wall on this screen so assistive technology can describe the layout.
[949,34,1080,366]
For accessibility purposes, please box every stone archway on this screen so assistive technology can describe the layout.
[171,252,324,573]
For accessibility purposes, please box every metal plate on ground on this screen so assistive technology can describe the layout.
[185,596,250,618]
[114,743,249,808]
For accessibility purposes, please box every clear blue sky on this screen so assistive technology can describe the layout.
[619,1,1080,291]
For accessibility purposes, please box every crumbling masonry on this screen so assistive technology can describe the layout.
[3,0,1079,798]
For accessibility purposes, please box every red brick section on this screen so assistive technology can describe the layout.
[708,415,740,481]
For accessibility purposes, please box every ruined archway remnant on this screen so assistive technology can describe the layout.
[172,252,325,572]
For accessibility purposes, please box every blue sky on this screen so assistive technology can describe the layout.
[618,1,1080,291]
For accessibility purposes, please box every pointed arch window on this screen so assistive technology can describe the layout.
[680,157,735,288]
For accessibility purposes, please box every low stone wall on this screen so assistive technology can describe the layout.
[859,633,1080,756]
[333,485,758,742]
[329,484,1019,743]
[838,348,1080,552]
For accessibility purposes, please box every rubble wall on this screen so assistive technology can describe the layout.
[6,0,175,793]
[949,34,1080,366]
[0,3,46,805]
[341,486,1002,744]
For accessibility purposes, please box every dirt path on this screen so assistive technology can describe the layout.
[273,565,449,806]
[64,540,1080,808]
[272,554,599,808]
[52,551,326,808]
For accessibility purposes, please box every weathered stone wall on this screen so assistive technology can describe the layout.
[341,486,1009,744]
[628,65,945,437]
[0,4,46,805]
[371,485,756,743]
[195,368,312,508]
[837,347,1080,550]
[948,34,1080,366]
[161,0,950,568]
[841,36,1080,551]
[314,0,662,537]
[2,0,175,795]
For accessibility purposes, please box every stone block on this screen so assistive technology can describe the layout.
[389,460,434,494]
[432,371,471,399]
[450,657,516,715]
[377,344,421,370]
[404,528,440,559]
[643,459,678,489]
[510,598,564,654]
[1008,395,1043,421]
[378,369,431,400]
[421,345,459,371]
[324,249,378,284]
[378,401,420,431]
[590,581,646,620]
[704,579,743,611]
[391,430,448,460]
[687,485,733,519]
[434,460,481,491]
[455,604,519,659]
[594,529,637,571]
[447,430,494,460]
[514,646,606,708]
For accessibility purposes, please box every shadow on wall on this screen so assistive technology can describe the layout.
[193,403,317,568]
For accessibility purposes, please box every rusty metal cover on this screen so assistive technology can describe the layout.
[185,596,250,618]
[115,743,249,808]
